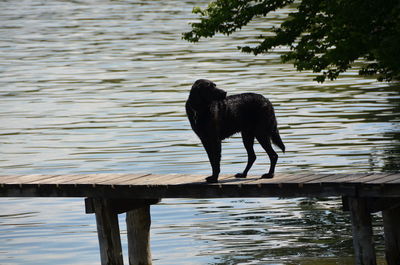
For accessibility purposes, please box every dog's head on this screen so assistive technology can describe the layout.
[189,79,227,107]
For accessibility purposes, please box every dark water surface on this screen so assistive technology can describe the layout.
[1,0,399,264]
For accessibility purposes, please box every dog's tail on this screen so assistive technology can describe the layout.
[271,127,285,153]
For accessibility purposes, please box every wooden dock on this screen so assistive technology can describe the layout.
[1,172,400,265]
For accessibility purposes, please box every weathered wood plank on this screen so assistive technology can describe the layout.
[0,174,37,183]
[78,174,130,185]
[29,174,85,184]
[257,173,313,183]
[0,173,400,198]
[388,177,400,183]
[64,174,125,185]
[118,174,186,185]
[217,173,311,186]
[155,174,202,185]
[368,174,400,184]
[0,175,23,182]
[1,174,57,184]
[172,173,305,186]
[49,173,146,185]
[322,173,373,183]
[347,173,392,183]
[133,174,206,185]
[206,173,310,186]
[133,174,187,185]
[98,174,152,185]
[3,173,400,185]
[223,176,260,186]
[147,174,179,185]
[282,173,331,184]
[306,173,357,183]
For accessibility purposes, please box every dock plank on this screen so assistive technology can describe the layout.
[153,174,203,185]
[280,173,330,184]
[99,174,152,185]
[305,173,350,183]
[388,176,400,184]
[347,173,389,183]
[0,173,400,198]
[30,174,88,184]
[244,173,311,184]
[1,174,53,184]
[0,175,30,183]
[139,174,200,185]
[318,173,372,183]
[368,174,400,184]
[62,174,146,185]
[61,174,112,185]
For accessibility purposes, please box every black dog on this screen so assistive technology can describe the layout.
[186,79,285,183]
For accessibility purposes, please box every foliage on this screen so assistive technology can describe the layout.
[183,0,400,82]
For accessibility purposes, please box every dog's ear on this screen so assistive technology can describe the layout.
[207,81,226,101]
[213,86,227,101]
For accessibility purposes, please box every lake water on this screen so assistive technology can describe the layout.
[1,0,398,264]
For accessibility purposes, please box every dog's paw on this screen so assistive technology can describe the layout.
[261,173,274,179]
[235,173,247,179]
[205,176,218,183]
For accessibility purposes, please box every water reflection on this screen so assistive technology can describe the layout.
[0,0,398,264]
[153,198,385,265]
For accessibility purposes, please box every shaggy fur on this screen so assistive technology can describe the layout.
[186,79,285,183]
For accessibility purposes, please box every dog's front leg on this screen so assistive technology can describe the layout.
[200,137,221,183]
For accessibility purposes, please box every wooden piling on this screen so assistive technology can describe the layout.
[348,197,377,265]
[126,206,152,265]
[383,205,400,265]
[86,198,158,265]
[92,198,124,265]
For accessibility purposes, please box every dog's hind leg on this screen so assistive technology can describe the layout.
[235,131,256,178]
[256,135,278,179]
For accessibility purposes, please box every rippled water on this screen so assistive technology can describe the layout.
[1,0,398,264]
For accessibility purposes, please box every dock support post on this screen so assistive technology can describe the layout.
[348,197,376,265]
[85,198,159,265]
[92,198,124,265]
[126,205,152,265]
[383,205,400,265]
